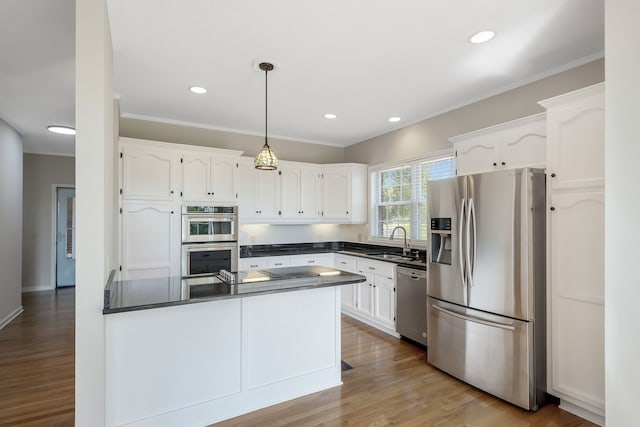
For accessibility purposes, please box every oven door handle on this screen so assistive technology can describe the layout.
[184,216,236,223]
[183,243,238,252]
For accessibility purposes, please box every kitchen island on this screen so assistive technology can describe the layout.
[103,266,365,427]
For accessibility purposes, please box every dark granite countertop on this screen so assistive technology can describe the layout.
[103,266,366,315]
[240,241,427,270]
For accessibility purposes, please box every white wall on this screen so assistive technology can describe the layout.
[75,0,115,425]
[605,2,640,425]
[0,117,23,329]
[22,154,75,291]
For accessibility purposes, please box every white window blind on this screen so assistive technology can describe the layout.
[370,156,454,241]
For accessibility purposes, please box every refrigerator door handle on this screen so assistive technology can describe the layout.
[458,198,467,297]
[467,197,477,287]
[431,304,516,331]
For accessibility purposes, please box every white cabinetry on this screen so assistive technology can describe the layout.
[236,159,279,220]
[338,255,398,337]
[539,83,605,425]
[451,113,546,176]
[240,253,333,271]
[120,201,181,279]
[182,154,239,203]
[121,145,181,201]
[321,164,367,224]
[335,255,358,311]
[279,166,321,221]
[239,160,367,224]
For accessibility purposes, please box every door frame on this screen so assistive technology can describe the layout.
[51,184,76,289]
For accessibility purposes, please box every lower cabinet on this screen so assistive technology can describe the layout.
[338,255,398,337]
[239,253,334,271]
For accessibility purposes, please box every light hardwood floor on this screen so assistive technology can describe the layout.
[0,288,74,426]
[0,290,596,427]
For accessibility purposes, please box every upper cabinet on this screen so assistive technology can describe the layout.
[451,113,546,176]
[182,153,238,203]
[238,161,367,224]
[119,138,366,225]
[322,164,367,224]
[121,145,181,201]
[539,84,605,191]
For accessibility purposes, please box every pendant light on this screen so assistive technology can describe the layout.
[254,62,279,170]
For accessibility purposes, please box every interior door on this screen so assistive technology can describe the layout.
[56,187,76,287]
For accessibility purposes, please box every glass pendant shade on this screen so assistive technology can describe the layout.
[254,142,278,170]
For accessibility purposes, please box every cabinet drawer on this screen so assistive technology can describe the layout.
[334,255,357,273]
[239,258,267,271]
[356,258,395,278]
[290,253,333,267]
[267,257,290,268]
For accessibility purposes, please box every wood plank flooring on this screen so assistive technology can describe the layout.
[213,315,597,427]
[0,288,74,426]
[0,290,596,427]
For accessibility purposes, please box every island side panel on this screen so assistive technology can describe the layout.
[244,287,340,389]
[105,286,342,427]
[105,298,243,427]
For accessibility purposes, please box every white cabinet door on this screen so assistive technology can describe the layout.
[548,191,605,413]
[373,275,396,329]
[543,85,605,190]
[341,284,356,311]
[121,201,180,279]
[500,120,546,170]
[256,169,279,218]
[211,156,238,203]
[300,168,321,220]
[355,276,374,318]
[323,168,351,220]
[454,134,500,176]
[237,161,258,220]
[121,146,180,201]
[182,153,211,202]
[279,167,301,219]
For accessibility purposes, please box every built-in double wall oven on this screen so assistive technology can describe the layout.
[181,205,238,277]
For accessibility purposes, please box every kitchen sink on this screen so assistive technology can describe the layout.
[366,252,418,262]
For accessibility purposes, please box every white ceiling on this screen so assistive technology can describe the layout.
[0,0,603,156]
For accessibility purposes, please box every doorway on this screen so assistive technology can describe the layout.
[55,187,76,288]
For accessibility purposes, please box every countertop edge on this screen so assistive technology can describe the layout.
[103,275,365,315]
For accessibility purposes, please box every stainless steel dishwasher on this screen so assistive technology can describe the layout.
[396,266,428,346]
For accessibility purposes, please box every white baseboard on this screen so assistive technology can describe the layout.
[0,306,24,330]
[559,399,605,426]
[22,286,54,293]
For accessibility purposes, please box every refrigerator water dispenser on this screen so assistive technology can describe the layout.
[430,218,452,265]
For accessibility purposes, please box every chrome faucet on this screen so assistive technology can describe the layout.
[390,226,410,256]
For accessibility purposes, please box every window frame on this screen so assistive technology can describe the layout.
[368,149,454,247]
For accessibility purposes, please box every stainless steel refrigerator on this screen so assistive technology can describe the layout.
[427,167,546,410]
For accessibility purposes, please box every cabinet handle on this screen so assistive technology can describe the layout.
[171,211,174,214]
[501,161,506,166]
[368,266,376,270]
[550,173,556,178]
[341,261,347,265]
[274,263,282,266]
[308,260,315,264]
[250,264,258,268]
[278,210,282,215]
[346,211,349,215]
[492,162,497,167]
[550,207,556,211]
[170,190,174,194]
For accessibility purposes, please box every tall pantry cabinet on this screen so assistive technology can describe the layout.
[539,83,605,425]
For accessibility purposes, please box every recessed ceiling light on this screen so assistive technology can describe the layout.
[324,113,337,119]
[388,117,401,123]
[469,30,495,44]
[47,125,76,135]
[189,86,207,94]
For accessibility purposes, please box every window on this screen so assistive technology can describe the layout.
[370,155,454,241]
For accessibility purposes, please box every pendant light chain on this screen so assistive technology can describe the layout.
[264,66,268,146]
